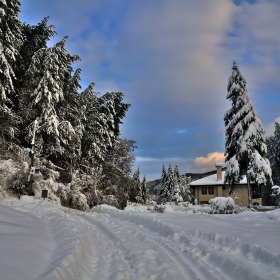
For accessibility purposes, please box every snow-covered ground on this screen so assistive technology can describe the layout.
[0,197,280,280]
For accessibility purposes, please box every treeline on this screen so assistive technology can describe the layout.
[0,0,139,209]
[157,164,194,204]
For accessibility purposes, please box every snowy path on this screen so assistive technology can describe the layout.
[0,199,280,279]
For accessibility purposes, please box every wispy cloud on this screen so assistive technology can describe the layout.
[265,116,280,136]
[177,129,188,134]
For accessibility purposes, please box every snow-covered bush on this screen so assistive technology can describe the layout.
[68,190,89,211]
[2,159,29,196]
[271,185,280,206]
[209,197,235,214]
[271,185,280,195]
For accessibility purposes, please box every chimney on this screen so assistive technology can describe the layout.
[215,162,223,181]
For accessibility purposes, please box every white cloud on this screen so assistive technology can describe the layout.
[224,0,280,90]
[136,157,161,163]
[265,116,280,136]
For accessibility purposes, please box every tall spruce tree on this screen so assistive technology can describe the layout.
[160,164,174,203]
[157,165,167,203]
[224,62,272,204]
[133,167,142,203]
[174,165,180,184]
[16,17,57,147]
[16,17,57,90]
[141,175,148,204]
[0,0,22,144]
[172,165,183,203]
[158,165,167,196]
[273,122,280,182]
[25,37,79,159]
[266,122,280,187]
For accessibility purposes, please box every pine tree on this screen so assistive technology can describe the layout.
[174,165,180,184]
[141,175,148,204]
[79,82,103,166]
[53,67,84,174]
[0,0,22,144]
[171,181,183,204]
[160,164,174,203]
[273,122,280,182]
[158,165,167,196]
[180,176,194,203]
[99,92,131,137]
[133,167,142,203]
[16,17,58,149]
[224,62,272,204]
[172,165,183,203]
[265,122,280,205]
[25,37,79,158]
[101,139,136,191]
[16,17,57,90]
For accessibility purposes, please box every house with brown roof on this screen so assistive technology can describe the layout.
[189,163,262,206]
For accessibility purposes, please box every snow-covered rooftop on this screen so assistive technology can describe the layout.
[190,171,247,186]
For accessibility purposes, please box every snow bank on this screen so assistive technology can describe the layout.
[0,199,94,279]
[1,197,280,279]
[20,195,34,203]
[265,209,280,220]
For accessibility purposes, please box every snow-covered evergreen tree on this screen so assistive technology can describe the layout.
[133,167,142,203]
[180,176,194,203]
[264,122,280,205]
[273,122,280,184]
[174,165,180,184]
[99,92,131,138]
[79,82,104,165]
[55,67,84,172]
[141,175,148,204]
[224,62,272,204]
[171,165,182,203]
[16,17,57,90]
[80,90,130,166]
[101,138,136,204]
[0,0,22,143]
[171,181,183,204]
[16,17,58,150]
[25,37,78,158]
[158,165,167,196]
[160,164,174,203]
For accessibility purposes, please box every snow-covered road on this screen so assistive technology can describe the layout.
[0,198,280,280]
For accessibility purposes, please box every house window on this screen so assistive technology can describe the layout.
[202,187,207,194]
[222,186,226,190]
[208,187,214,194]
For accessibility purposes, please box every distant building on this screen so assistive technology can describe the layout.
[190,163,262,206]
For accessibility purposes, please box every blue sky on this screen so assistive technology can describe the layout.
[20,0,280,180]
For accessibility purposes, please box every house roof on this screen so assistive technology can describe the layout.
[190,171,247,186]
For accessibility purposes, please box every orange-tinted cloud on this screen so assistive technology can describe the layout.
[194,152,225,171]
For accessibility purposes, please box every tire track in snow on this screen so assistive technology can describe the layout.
[93,207,280,280]
[80,213,229,280]
[72,213,136,280]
